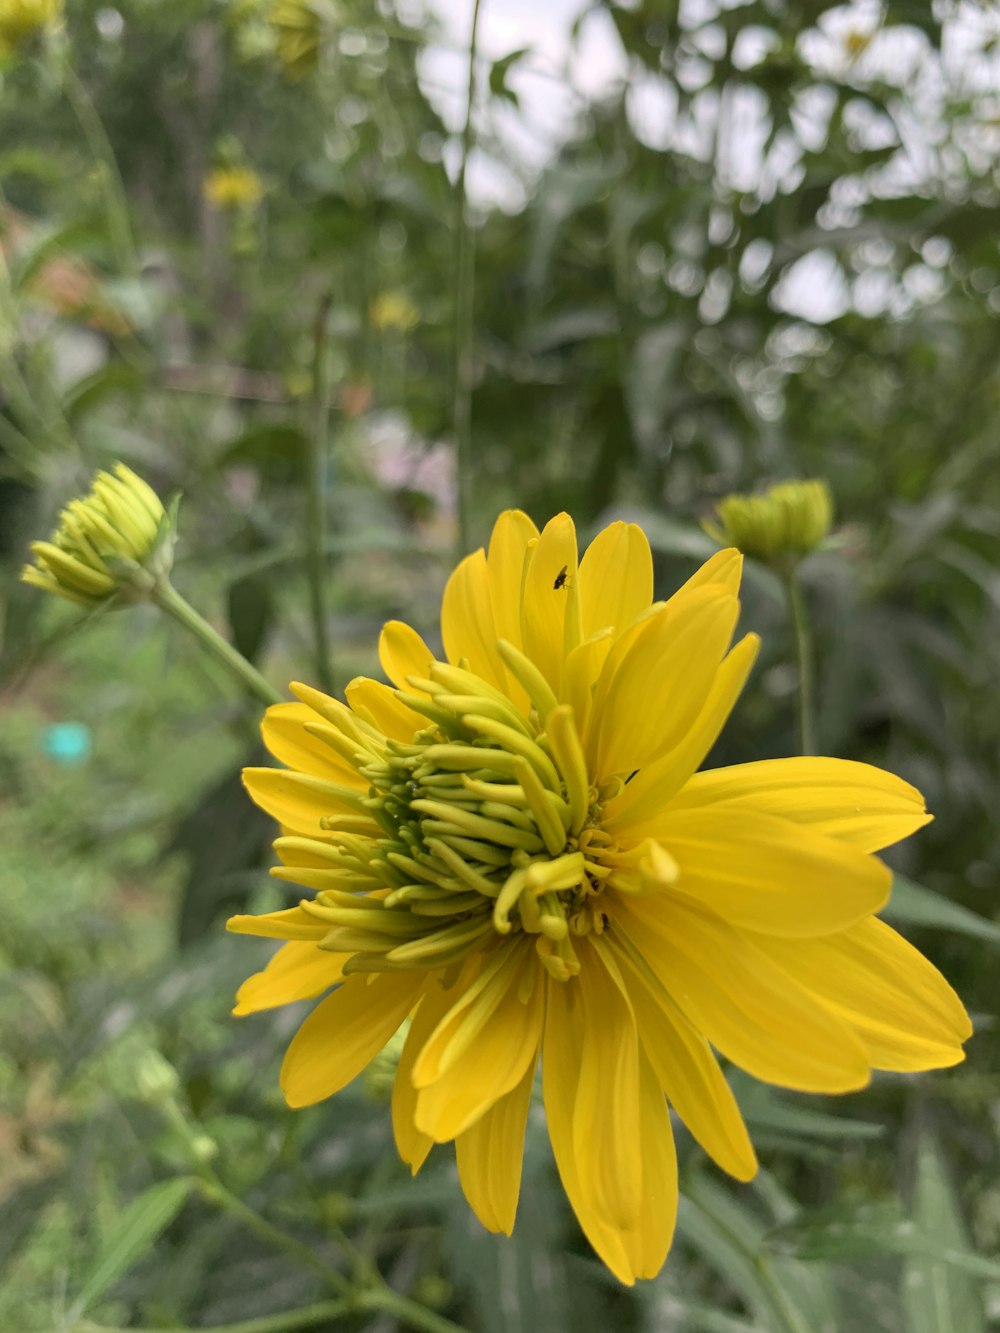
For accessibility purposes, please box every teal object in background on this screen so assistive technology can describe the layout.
[42,722,92,766]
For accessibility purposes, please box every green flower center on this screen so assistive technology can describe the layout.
[301,656,630,981]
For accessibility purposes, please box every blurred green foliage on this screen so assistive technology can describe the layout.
[1,0,999,1329]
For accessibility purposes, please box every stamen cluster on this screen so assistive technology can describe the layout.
[287,646,637,982]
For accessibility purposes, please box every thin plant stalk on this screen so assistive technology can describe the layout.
[783,567,815,756]
[152,577,283,707]
[452,0,484,558]
[305,294,336,694]
[60,61,140,280]
[198,1175,472,1333]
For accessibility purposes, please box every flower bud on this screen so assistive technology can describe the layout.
[135,1048,181,1107]
[270,0,320,79]
[203,166,265,212]
[21,463,174,606]
[0,0,61,53]
[703,479,833,568]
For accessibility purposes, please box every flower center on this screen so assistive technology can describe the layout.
[299,654,629,981]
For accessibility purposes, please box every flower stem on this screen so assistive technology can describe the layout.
[152,578,282,707]
[306,295,336,694]
[783,567,815,756]
[452,0,484,557]
[199,1176,352,1295]
[74,1299,353,1333]
[359,1286,472,1333]
[197,1177,471,1333]
[60,61,140,280]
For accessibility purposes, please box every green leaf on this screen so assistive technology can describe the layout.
[70,1176,196,1317]
[902,1133,987,1333]
[767,1200,917,1262]
[886,877,1000,949]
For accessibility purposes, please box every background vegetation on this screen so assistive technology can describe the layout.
[1,1,999,1329]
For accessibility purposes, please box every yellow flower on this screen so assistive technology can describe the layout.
[203,166,265,211]
[370,291,420,334]
[269,0,320,78]
[229,512,971,1284]
[704,478,833,567]
[0,0,61,52]
[21,463,170,606]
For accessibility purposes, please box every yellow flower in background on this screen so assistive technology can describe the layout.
[0,0,61,53]
[229,512,970,1284]
[270,0,320,78]
[704,478,833,567]
[370,291,420,334]
[203,165,265,211]
[21,463,171,606]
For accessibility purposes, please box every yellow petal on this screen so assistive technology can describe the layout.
[617,895,871,1093]
[676,547,743,597]
[486,510,538,652]
[619,1050,678,1281]
[281,971,425,1107]
[261,702,363,785]
[602,633,759,836]
[455,1051,536,1235]
[393,992,452,1174]
[578,521,653,640]
[379,620,436,691]
[541,944,677,1284]
[647,808,891,937]
[234,940,348,1015]
[226,906,327,940]
[749,917,971,1071]
[441,549,507,690]
[242,768,372,838]
[561,630,612,737]
[668,757,931,853]
[345,676,423,741]
[519,513,580,692]
[595,588,740,778]
[542,940,644,1234]
[542,971,634,1284]
[608,934,756,1181]
[413,943,544,1141]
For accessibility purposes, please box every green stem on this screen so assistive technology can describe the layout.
[199,1176,352,1296]
[306,295,336,694]
[452,0,484,558]
[74,1299,352,1333]
[60,61,140,279]
[360,1286,472,1333]
[152,578,282,707]
[784,567,815,756]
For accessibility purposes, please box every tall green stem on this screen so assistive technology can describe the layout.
[452,0,484,558]
[306,295,336,693]
[60,61,140,279]
[783,568,815,756]
[152,578,282,707]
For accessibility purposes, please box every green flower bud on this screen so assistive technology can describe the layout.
[135,1048,181,1106]
[703,479,833,568]
[21,463,176,606]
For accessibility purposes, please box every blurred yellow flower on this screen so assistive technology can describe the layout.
[704,478,833,567]
[370,291,420,333]
[0,0,61,52]
[21,463,170,606]
[203,165,265,211]
[270,0,320,78]
[230,511,969,1284]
